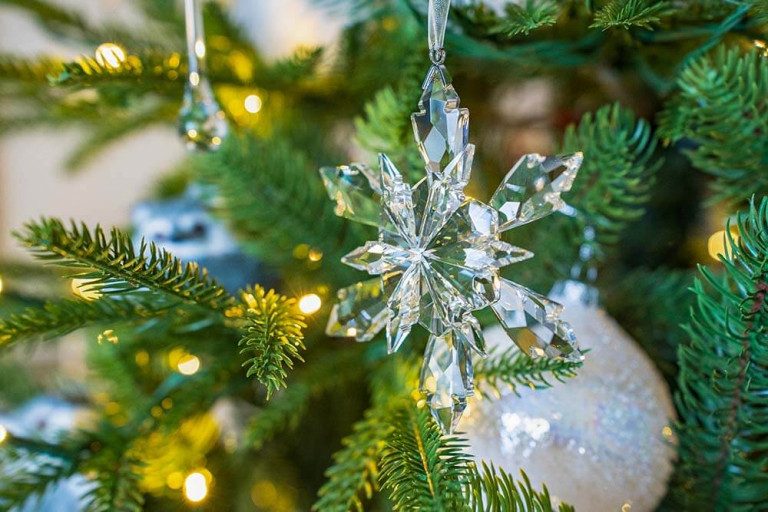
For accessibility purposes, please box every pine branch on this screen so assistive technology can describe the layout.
[51,46,323,93]
[191,131,367,281]
[464,462,574,512]
[492,0,559,37]
[0,296,171,350]
[561,102,659,246]
[246,383,311,449]
[15,218,234,312]
[668,197,768,509]
[379,405,470,510]
[0,54,64,83]
[81,451,144,512]
[237,287,306,399]
[591,0,675,30]
[474,346,582,398]
[314,406,391,512]
[657,46,768,205]
[0,439,76,510]
[312,357,415,510]
[245,346,367,450]
[354,83,423,181]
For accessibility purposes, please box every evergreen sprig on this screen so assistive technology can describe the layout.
[464,462,574,512]
[314,406,390,512]
[80,451,144,512]
[474,346,582,397]
[658,46,768,204]
[668,197,768,509]
[0,296,170,350]
[561,102,659,246]
[0,440,76,510]
[246,383,311,449]
[380,405,470,510]
[192,132,367,282]
[237,286,306,399]
[492,0,559,37]
[16,218,233,312]
[354,84,423,179]
[246,347,367,450]
[591,0,675,30]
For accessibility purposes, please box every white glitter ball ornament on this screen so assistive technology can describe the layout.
[463,281,676,512]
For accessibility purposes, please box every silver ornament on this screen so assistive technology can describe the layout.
[464,281,676,511]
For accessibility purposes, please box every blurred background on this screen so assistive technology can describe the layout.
[0,0,346,261]
[0,0,764,510]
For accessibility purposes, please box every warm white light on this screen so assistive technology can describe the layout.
[244,94,263,113]
[184,472,208,503]
[189,71,200,86]
[194,40,206,59]
[95,43,126,69]
[177,355,201,376]
[187,129,198,139]
[298,294,322,315]
[708,230,738,260]
[0,424,7,443]
[72,278,101,301]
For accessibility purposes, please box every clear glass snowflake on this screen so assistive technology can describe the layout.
[320,73,584,433]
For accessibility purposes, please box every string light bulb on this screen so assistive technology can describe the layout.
[708,229,739,260]
[298,294,322,315]
[177,354,201,376]
[95,43,127,70]
[0,424,7,444]
[184,471,209,503]
[244,94,263,113]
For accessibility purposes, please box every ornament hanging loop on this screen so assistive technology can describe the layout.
[427,0,451,57]
[429,48,446,66]
[423,0,451,89]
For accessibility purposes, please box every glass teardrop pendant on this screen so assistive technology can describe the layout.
[178,0,228,151]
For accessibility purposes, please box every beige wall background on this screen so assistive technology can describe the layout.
[0,0,344,260]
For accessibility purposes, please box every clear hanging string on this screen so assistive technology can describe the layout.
[178,0,228,151]
[423,0,451,88]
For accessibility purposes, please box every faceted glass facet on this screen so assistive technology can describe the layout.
[412,77,469,176]
[491,152,583,231]
[420,328,473,433]
[326,279,388,342]
[320,163,382,227]
[491,279,583,362]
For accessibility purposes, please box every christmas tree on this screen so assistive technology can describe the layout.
[0,0,767,510]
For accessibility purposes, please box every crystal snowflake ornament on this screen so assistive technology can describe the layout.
[319,0,584,434]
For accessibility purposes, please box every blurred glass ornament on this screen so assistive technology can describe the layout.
[178,0,228,151]
[463,280,676,512]
[132,185,273,291]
